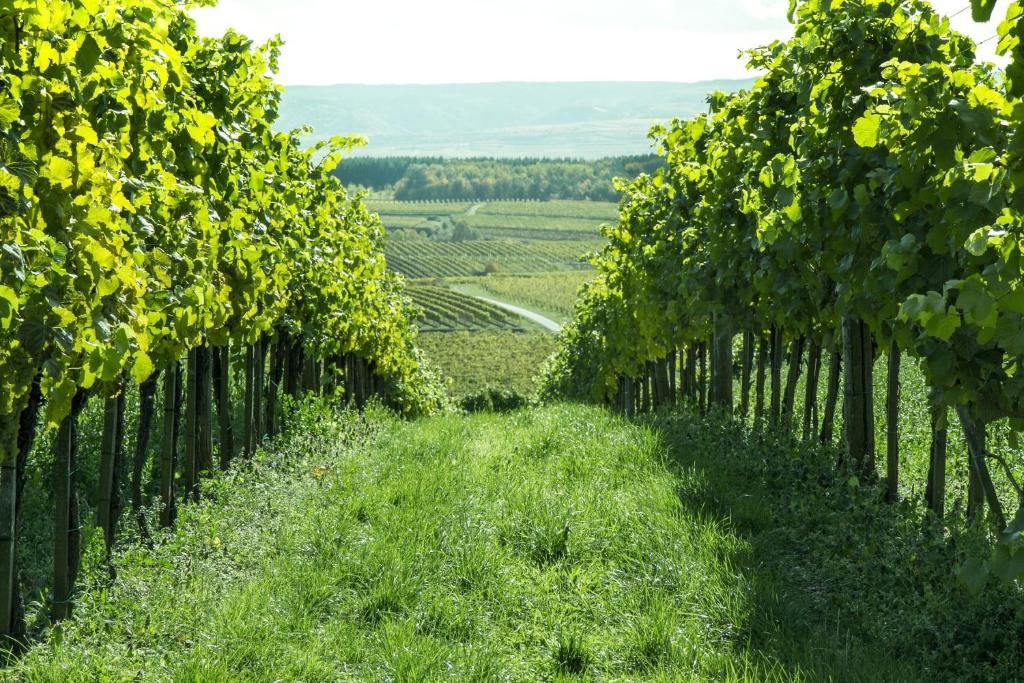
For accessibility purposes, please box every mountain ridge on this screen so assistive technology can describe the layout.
[277,79,756,158]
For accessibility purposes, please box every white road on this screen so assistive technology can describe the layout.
[473,296,562,333]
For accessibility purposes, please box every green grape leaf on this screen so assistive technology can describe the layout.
[853,114,881,148]
[971,0,998,22]
[0,98,19,127]
[956,278,994,324]
[76,34,102,71]
[131,351,155,385]
[41,156,75,188]
[991,543,1024,582]
[0,285,16,328]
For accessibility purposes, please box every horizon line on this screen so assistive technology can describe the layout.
[280,77,759,88]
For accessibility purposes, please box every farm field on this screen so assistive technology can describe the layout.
[376,199,605,398]
[462,213,602,234]
[369,199,615,238]
[386,240,595,279]
[366,200,478,217]
[478,200,620,220]
[12,402,1015,681]
[445,272,593,322]
[407,285,533,333]
[12,1,1024,680]
[416,331,556,397]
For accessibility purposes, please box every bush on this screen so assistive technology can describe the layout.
[459,386,532,413]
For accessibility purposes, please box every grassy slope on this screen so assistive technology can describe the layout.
[13,402,984,682]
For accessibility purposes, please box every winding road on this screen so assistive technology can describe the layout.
[471,295,561,332]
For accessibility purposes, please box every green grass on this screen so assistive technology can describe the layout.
[745,344,1024,512]
[416,331,555,398]
[8,401,1023,680]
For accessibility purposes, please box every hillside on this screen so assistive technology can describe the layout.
[277,81,755,157]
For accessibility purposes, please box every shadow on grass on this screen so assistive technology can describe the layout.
[646,408,1024,683]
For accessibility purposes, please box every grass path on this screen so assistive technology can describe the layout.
[11,403,1007,681]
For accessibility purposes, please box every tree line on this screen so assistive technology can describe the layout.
[543,0,1024,587]
[333,156,662,201]
[0,0,441,650]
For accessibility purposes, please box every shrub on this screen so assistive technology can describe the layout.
[459,386,532,413]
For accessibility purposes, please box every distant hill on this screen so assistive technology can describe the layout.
[276,80,756,158]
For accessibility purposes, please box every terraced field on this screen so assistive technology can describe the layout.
[387,240,596,278]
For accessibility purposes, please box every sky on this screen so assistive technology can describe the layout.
[191,0,1006,86]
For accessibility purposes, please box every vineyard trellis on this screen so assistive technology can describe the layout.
[0,0,440,648]
[543,0,1024,586]
[386,239,593,278]
[407,286,526,332]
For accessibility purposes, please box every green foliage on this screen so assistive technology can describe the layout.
[544,0,1024,595]
[338,156,661,202]
[0,0,441,437]
[459,387,532,413]
[11,402,1015,680]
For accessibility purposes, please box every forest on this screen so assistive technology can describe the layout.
[333,156,662,201]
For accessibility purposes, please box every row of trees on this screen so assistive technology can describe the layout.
[543,0,1024,580]
[0,0,440,648]
[334,156,662,201]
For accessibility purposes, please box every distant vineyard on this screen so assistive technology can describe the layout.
[386,240,594,278]
[468,228,600,242]
[463,213,603,234]
[456,272,593,319]
[367,200,476,217]
[373,215,430,229]
[478,200,619,221]
[416,331,557,397]
[408,286,526,332]
[368,200,619,237]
